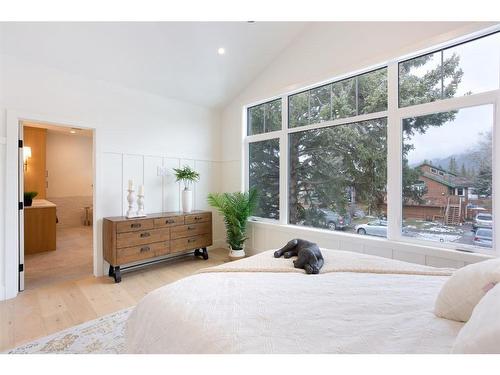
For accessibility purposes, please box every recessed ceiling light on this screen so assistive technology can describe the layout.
[217,47,225,55]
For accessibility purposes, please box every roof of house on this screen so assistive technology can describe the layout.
[420,171,474,189]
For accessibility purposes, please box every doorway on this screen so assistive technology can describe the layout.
[19,121,94,290]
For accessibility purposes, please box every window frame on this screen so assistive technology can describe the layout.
[243,26,500,257]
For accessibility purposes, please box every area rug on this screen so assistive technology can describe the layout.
[5,307,132,354]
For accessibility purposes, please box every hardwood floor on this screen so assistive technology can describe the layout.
[0,247,230,352]
[25,226,93,290]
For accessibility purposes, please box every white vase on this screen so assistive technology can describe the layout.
[229,245,245,258]
[182,188,193,213]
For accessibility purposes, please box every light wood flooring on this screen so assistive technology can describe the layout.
[0,247,230,352]
[25,226,94,290]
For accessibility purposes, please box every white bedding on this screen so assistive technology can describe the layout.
[126,249,462,354]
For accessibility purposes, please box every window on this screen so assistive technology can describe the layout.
[399,32,500,107]
[288,68,387,128]
[245,28,499,256]
[248,139,280,219]
[289,118,387,236]
[247,99,282,135]
[402,105,493,250]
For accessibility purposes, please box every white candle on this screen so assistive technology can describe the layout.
[128,179,134,191]
[138,185,144,196]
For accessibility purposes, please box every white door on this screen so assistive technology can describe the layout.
[18,123,25,291]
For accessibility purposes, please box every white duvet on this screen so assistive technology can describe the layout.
[126,249,463,354]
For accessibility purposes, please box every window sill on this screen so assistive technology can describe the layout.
[247,219,494,265]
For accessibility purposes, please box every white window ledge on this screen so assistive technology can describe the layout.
[247,219,493,266]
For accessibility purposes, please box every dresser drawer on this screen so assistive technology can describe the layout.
[185,213,211,224]
[116,228,170,248]
[171,234,212,253]
[170,222,211,239]
[154,216,184,228]
[116,219,154,233]
[116,241,170,264]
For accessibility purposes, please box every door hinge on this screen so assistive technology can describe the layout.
[18,139,23,148]
[18,201,23,210]
[19,264,24,272]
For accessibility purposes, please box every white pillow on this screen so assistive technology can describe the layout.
[434,258,500,322]
[452,283,500,353]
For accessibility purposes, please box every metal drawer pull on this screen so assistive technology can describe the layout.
[188,238,197,243]
[140,246,151,252]
[131,223,141,229]
[165,219,174,224]
[187,225,196,230]
[194,216,203,220]
[140,232,151,238]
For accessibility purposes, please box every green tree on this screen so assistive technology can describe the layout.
[448,157,458,174]
[253,52,465,223]
[476,165,492,197]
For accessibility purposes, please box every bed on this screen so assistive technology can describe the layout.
[125,249,463,354]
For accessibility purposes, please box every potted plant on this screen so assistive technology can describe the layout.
[24,191,38,207]
[173,165,200,213]
[207,189,258,258]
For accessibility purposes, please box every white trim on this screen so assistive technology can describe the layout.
[386,61,401,241]
[248,220,493,264]
[4,109,101,300]
[279,95,288,225]
[0,137,6,144]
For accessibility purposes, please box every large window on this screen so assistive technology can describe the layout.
[402,105,493,250]
[289,119,387,236]
[249,139,280,219]
[288,68,387,128]
[245,29,499,255]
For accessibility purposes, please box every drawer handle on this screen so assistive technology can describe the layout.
[194,216,203,220]
[131,223,141,229]
[187,225,196,230]
[165,219,175,224]
[140,246,151,252]
[188,238,197,243]
[140,232,151,238]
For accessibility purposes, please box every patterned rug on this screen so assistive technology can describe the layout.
[5,307,132,354]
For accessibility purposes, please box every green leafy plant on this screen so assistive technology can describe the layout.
[23,191,38,206]
[207,189,259,250]
[173,165,200,190]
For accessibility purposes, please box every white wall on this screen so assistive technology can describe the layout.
[0,53,224,299]
[220,22,497,267]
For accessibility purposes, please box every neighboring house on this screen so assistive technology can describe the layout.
[408,163,475,224]
[379,163,476,224]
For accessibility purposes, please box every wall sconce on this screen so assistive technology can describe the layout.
[23,146,32,171]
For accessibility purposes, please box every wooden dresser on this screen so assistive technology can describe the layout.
[103,210,212,282]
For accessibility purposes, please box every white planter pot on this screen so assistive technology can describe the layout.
[182,189,193,213]
[229,246,245,258]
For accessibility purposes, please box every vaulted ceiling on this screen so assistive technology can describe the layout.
[0,22,308,108]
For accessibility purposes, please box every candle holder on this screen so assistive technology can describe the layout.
[126,188,137,218]
[136,193,146,217]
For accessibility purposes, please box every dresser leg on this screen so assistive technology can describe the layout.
[202,247,208,260]
[194,248,202,257]
[113,266,121,283]
[108,265,115,277]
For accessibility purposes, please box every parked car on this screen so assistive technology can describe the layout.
[320,209,351,230]
[473,213,493,231]
[473,228,493,248]
[355,219,387,237]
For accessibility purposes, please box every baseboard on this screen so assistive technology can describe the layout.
[210,238,226,250]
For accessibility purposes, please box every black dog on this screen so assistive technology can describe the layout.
[274,239,324,274]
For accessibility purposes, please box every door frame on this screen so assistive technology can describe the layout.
[5,109,102,299]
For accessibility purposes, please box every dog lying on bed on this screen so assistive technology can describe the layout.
[274,239,324,274]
